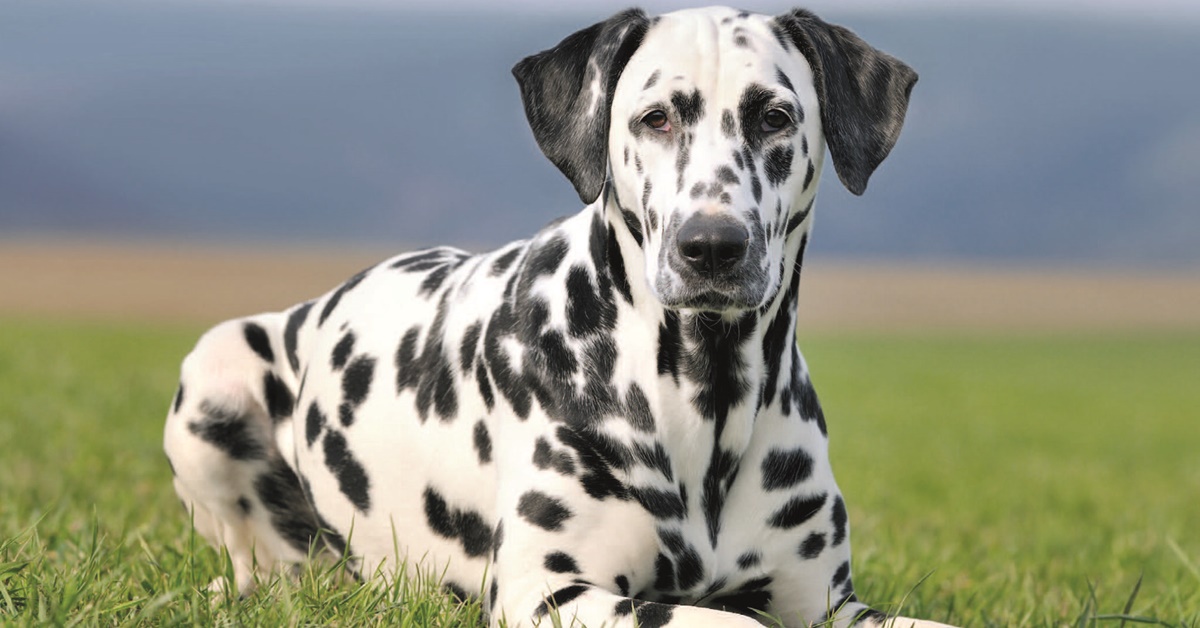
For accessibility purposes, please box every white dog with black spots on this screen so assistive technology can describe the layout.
[164,6,956,627]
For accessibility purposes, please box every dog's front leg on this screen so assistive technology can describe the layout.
[487,479,762,627]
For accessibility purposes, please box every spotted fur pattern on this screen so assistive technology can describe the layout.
[163,6,954,627]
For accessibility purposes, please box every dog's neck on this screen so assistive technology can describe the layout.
[596,187,814,546]
[598,186,811,427]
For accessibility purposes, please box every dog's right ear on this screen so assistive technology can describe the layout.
[775,9,918,196]
[513,9,649,205]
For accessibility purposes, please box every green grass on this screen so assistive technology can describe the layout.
[1,318,1197,626]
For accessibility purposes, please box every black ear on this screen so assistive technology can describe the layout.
[512,9,649,204]
[776,10,917,196]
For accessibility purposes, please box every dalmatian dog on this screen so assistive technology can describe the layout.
[164,6,954,627]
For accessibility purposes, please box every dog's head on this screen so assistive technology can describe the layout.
[514,7,916,313]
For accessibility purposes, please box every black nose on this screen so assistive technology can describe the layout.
[677,214,749,276]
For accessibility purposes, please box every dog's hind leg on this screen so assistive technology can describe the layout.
[164,313,323,597]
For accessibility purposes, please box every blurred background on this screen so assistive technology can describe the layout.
[2,0,1199,327]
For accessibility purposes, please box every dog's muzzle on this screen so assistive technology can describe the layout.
[677,213,749,278]
[659,212,768,311]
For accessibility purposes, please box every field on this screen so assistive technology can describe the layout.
[1,242,1198,626]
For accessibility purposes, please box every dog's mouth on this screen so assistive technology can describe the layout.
[662,289,739,312]
[654,275,773,313]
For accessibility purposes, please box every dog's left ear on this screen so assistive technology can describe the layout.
[513,9,650,205]
[775,9,917,196]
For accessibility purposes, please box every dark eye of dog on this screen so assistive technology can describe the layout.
[761,108,791,132]
[642,110,670,132]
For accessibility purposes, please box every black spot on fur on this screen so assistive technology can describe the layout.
[656,311,682,383]
[701,446,739,547]
[793,371,827,435]
[544,551,581,574]
[422,486,493,558]
[785,200,814,237]
[490,247,521,276]
[775,66,794,93]
[305,402,326,448]
[768,492,827,529]
[188,402,266,461]
[315,511,349,557]
[761,447,814,490]
[318,267,369,327]
[716,165,739,186]
[472,420,493,464]
[653,552,675,591]
[491,519,504,561]
[633,441,674,481]
[671,89,704,126]
[390,248,450,271]
[395,298,459,423]
[675,132,691,192]
[443,582,469,602]
[566,265,616,337]
[322,430,371,513]
[517,490,572,531]
[736,551,761,570]
[760,254,802,409]
[614,599,675,628]
[556,425,630,500]
[331,331,355,370]
[527,235,570,279]
[172,383,185,414]
[418,264,453,297]
[395,327,421,391]
[721,109,736,137]
[709,576,774,616]
[475,363,495,410]
[284,301,314,374]
[833,561,851,587]
[243,322,274,363]
[342,355,375,408]
[803,159,816,189]
[764,145,794,187]
[253,457,321,554]
[534,584,589,618]
[750,162,762,202]
[631,486,685,519]
[621,207,644,247]
[606,226,633,305]
[831,495,848,545]
[262,372,294,422]
[659,529,704,590]
[738,83,774,153]
[533,437,577,476]
[539,329,577,375]
[483,301,532,419]
[643,70,660,90]
[623,384,655,432]
[615,574,630,596]
[799,531,827,559]
[459,322,482,372]
[337,398,361,429]
[236,495,252,516]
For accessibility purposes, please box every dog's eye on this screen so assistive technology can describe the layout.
[642,110,671,132]
[761,108,791,132]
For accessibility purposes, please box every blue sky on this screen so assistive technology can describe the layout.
[201,0,1200,20]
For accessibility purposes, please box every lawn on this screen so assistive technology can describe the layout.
[0,318,1196,626]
